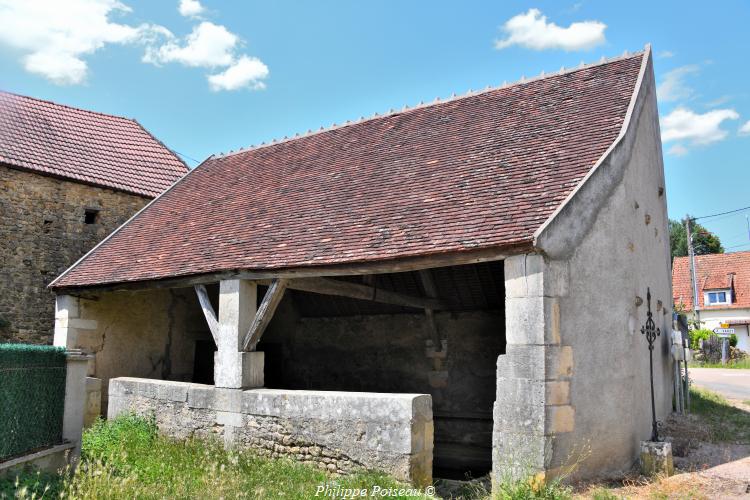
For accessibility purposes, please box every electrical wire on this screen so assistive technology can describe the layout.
[692,205,750,221]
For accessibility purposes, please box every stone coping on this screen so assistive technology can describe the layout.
[110,377,433,422]
[0,442,75,473]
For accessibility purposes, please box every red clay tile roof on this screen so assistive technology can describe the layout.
[672,251,750,310]
[51,52,646,289]
[0,91,188,197]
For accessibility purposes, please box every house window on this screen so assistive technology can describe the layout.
[83,209,99,224]
[705,290,731,305]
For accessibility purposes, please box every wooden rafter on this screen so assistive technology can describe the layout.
[275,277,449,310]
[242,278,288,351]
[194,284,219,343]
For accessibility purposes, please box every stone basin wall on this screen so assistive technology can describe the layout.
[108,377,433,486]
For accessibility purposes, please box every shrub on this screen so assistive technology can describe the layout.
[689,329,714,350]
[729,333,738,348]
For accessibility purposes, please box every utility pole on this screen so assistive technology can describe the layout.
[686,217,700,325]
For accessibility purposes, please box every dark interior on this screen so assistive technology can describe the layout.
[191,260,506,480]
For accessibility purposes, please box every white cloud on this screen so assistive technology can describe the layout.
[0,0,267,91]
[667,144,688,156]
[0,0,155,85]
[494,8,606,51]
[144,21,268,91]
[657,50,674,59]
[740,120,750,136]
[657,65,699,103]
[661,107,739,155]
[144,22,236,68]
[208,56,269,91]
[178,0,204,18]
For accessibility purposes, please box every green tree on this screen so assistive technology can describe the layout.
[669,218,724,260]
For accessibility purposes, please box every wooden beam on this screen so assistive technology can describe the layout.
[52,244,527,295]
[194,284,219,343]
[242,278,288,351]
[278,277,449,310]
[418,270,443,351]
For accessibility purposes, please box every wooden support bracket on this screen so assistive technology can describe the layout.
[419,269,444,354]
[242,278,288,352]
[194,284,219,343]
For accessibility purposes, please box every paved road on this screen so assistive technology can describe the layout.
[690,368,750,401]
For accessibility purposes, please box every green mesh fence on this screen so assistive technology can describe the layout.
[0,344,66,461]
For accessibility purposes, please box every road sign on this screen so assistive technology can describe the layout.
[713,327,735,335]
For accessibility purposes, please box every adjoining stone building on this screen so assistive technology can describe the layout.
[50,47,674,487]
[0,91,188,344]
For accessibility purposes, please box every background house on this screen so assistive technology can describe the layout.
[0,91,187,344]
[673,251,750,351]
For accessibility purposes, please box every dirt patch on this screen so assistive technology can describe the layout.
[575,393,750,499]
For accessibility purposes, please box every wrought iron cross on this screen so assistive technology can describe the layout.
[641,288,661,441]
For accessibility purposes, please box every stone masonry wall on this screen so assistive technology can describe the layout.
[108,377,434,487]
[0,165,148,344]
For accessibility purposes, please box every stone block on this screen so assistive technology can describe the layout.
[505,296,545,345]
[545,405,575,434]
[153,380,188,402]
[546,346,574,380]
[497,345,545,380]
[214,351,264,389]
[494,378,545,435]
[187,384,214,409]
[492,431,551,481]
[504,254,569,298]
[545,381,570,406]
[213,387,244,412]
[640,441,673,477]
[55,295,79,319]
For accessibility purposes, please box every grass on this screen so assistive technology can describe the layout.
[687,387,750,443]
[0,415,601,500]
[688,358,750,369]
[0,414,431,499]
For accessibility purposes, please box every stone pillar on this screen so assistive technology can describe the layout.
[63,351,92,463]
[54,295,98,376]
[493,254,573,487]
[53,295,80,349]
[214,279,264,389]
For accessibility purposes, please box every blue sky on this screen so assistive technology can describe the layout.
[1,1,749,250]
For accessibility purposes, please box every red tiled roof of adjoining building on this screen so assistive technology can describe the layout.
[672,251,750,310]
[51,51,647,289]
[0,91,188,197]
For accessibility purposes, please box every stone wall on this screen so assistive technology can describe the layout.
[0,164,148,344]
[492,50,674,483]
[108,377,433,487]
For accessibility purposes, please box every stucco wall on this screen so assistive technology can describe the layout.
[0,165,148,344]
[54,288,212,410]
[536,51,673,478]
